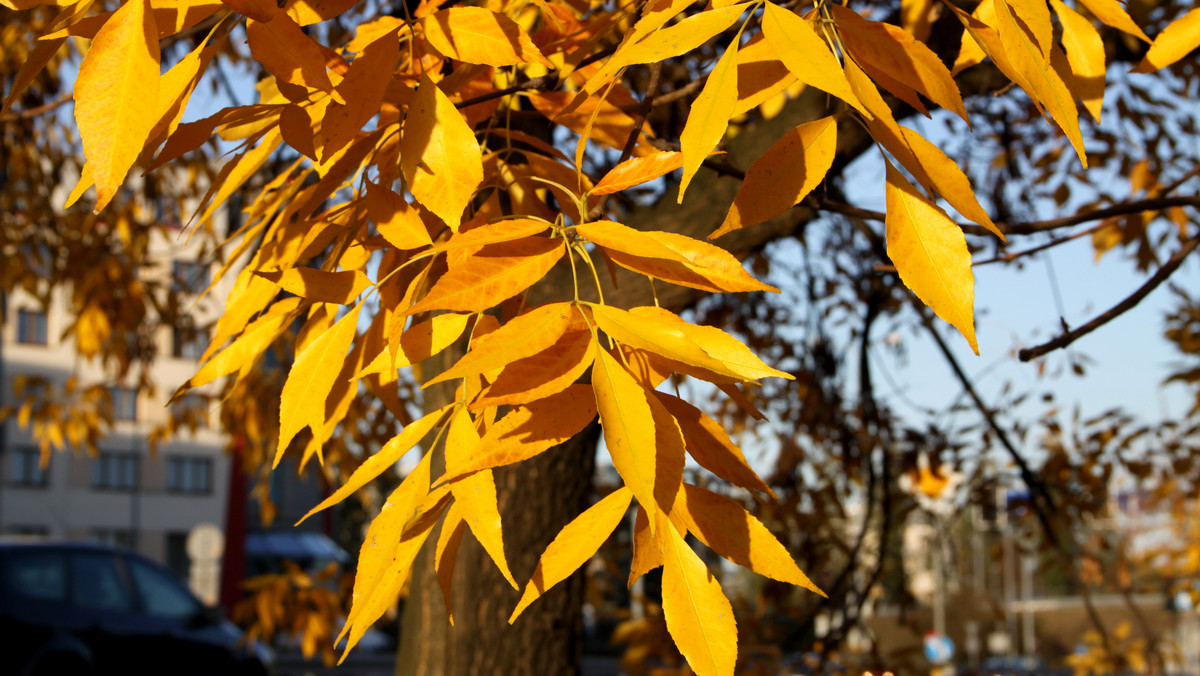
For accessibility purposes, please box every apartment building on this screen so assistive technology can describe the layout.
[0,215,235,579]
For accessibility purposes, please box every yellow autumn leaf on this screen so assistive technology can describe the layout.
[73,0,160,212]
[445,408,518,589]
[364,180,434,250]
[642,230,778,293]
[75,302,111,358]
[343,452,432,635]
[439,385,598,483]
[590,304,755,382]
[679,36,739,201]
[898,127,1005,240]
[406,239,565,314]
[677,483,823,594]
[343,486,449,657]
[585,3,751,95]
[592,151,685,195]
[732,34,797,117]
[993,0,1088,166]
[713,116,837,238]
[661,518,738,676]
[636,306,791,381]
[296,404,452,524]
[760,3,865,115]
[1134,8,1200,73]
[177,297,305,394]
[1052,0,1105,121]
[401,73,484,229]
[592,349,661,526]
[357,313,471,377]
[1007,0,1054,58]
[951,0,993,75]
[1075,0,1150,42]
[885,163,978,354]
[654,392,775,498]
[527,90,654,157]
[421,7,552,67]
[510,486,633,621]
[427,219,553,256]
[276,304,363,466]
[255,268,372,304]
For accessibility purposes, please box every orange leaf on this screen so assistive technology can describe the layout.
[358,313,471,377]
[428,302,581,386]
[629,507,663,585]
[406,239,565,314]
[898,127,1004,239]
[435,503,468,625]
[593,151,685,195]
[219,0,275,22]
[592,349,661,527]
[528,91,652,156]
[510,487,633,621]
[365,180,434,250]
[885,163,978,354]
[830,4,968,123]
[579,222,775,293]
[428,219,553,255]
[439,385,598,482]
[1133,8,1200,73]
[421,7,552,67]
[472,331,596,409]
[246,13,338,101]
[73,0,160,212]
[677,483,822,594]
[654,393,774,498]
[276,304,362,466]
[297,404,452,524]
[321,31,400,161]
[760,3,865,114]
[661,519,737,676]
[401,73,484,229]
[179,297,305,393]
[713,116,837,238]
[679,36,738,201]
[255,268,372,304]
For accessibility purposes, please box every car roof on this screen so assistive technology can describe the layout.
[0,538,130,556]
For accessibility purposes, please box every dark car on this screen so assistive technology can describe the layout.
[0,540,273,676]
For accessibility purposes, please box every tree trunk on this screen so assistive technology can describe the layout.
[396,344,599,676]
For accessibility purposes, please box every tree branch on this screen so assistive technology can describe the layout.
[1018,230,1200,361]
[0,94,72,123]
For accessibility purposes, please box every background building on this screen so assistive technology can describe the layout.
[0,213,233,582]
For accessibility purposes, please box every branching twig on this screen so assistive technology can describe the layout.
[1018,231,1200,361]
[456,72,560,109]
[0,94,72,123]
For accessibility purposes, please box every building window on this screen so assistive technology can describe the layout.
[6,524,50,537]
[91,453,138,491]
[109,387,138,421]
[173,261,210,295]
[171,325,209,360]
[171,394,209,428]
[8,446,48,487]
[16,309,47,345]
[167,457,213,494]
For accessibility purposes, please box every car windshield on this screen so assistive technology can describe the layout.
[127,557,202,619]
[2,550,67,602]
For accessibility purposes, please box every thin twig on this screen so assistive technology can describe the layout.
[972,222,1107,266]
[456,72,560,109]
[1018,231,1200,361]
[0,94,72,123]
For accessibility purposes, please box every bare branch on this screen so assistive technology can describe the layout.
[1018,230,1200,361]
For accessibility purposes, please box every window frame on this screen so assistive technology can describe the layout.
[16,308,48,345]
[166,456,214,495]
[8,446,49,488]
[91,452,139,491]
